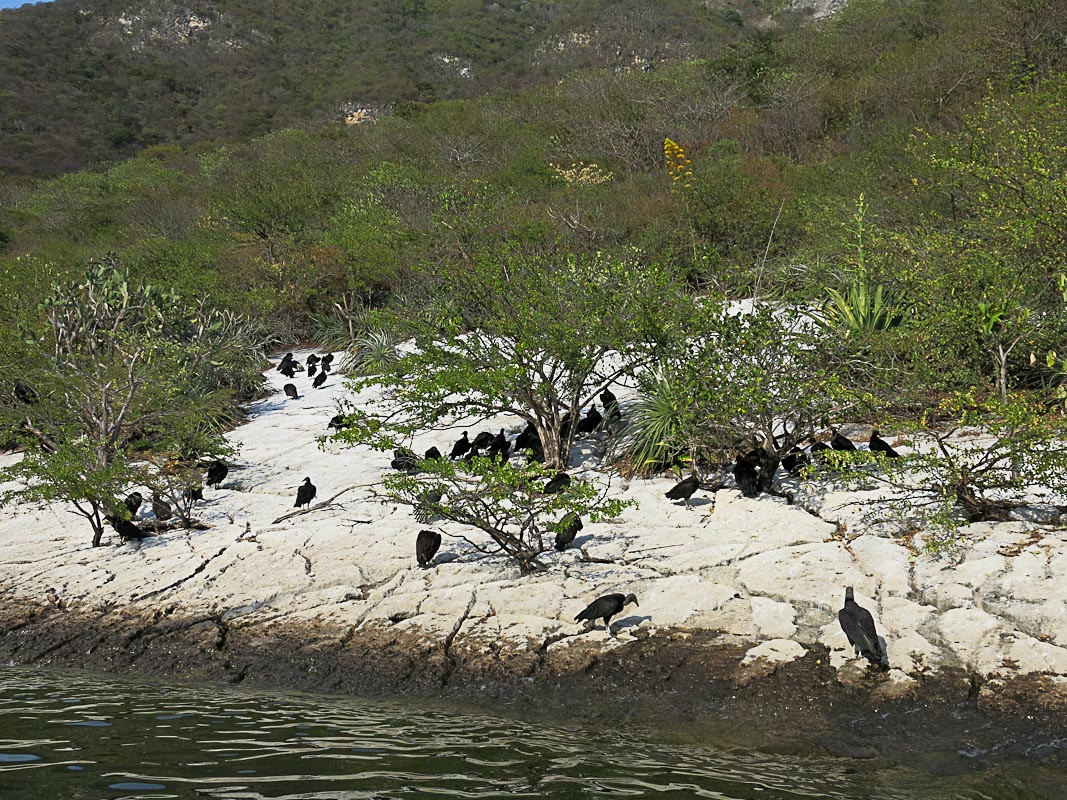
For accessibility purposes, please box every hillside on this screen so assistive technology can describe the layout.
[0,0,804,175]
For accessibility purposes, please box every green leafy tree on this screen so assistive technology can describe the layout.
[335,251,686,469]
[1,257,251,546]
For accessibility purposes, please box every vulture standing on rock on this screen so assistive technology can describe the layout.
[665,474,700,508]
[205,461,228,489]
[391,448,419,472]
[279,360,297,379]
[600,387,621,422]
[838,587,889,671]
[424,446,443,461]
[307,362,317,379]
[576,405,603,435]
[184,485,204,502]
[416,529,442,567]
[294,477,317,509]
[869,429,900,458]
[283,383,299,400]
[449,432,471,460]
[108,515,150,541]
[554,512,583,551]
[277,353,294,372]
[543,472,571,495]
[320,353,334,372]
[470,430,495,452]
[830,429,857,452]
[328,414,348,431]
[733,453,760,498]
[124,492,144,517]
[151,494,173,521]
[575,593,639,635]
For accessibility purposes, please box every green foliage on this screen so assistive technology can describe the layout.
[344,329,401,376]
[381,454,635,574]
[617,369,704,476]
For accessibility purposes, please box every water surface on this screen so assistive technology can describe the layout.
[0,666,1060,799]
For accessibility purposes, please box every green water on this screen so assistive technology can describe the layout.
[0,667,1061,799]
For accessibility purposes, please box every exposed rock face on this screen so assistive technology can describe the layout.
[1,349,1066,723]
[791,0,849,19]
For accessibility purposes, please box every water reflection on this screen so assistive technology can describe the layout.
[0,667,1059,799]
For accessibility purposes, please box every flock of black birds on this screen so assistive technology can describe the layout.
[107,459,229,541]
[663,427,902,508]
[279,352,334,399]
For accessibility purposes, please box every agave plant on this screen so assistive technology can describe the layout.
[615,370,702,477]
[818,278,904,336]
[344,328,401,376]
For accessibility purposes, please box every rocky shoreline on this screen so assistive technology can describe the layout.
[2,351,1067,759]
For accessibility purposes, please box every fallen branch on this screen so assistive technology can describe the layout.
[271,482,375,524]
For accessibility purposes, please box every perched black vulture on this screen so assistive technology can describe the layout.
[576,405,603,435]
[600,387,621,421]
[283,383,299,400]
[312,371,327,389]
[449,432,471,460]
[514,423,538,452]
[279,361,298,379]
[205,461,228,489]
[390,448,419,471]
[184,485,204,502]
[869,429,900,458]
[306,354,321,368]
[276,353,295,372]
[809,441,831,458]
[294,477,317,509]
[424,446,443,461]
[486,429,510,461]
[838,587,889,671]
[575,593,639,634]
[307,363,318,379]
[327,413,348,431]
[13,379,38,405]
[781,447,810,477]
[320,353,334,371]
[543,472,571,495]
[830,429,857,452]
[151,494,173,521]
[665,474,700,507]
[107,515,150,541]
[553,512,583,551]
[124,492,144,517]
[416,529,442,567]
[733,453,760,498]
[470,430,494,451]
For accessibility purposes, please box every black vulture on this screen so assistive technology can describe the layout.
[782,447,810,477]
[151,494,173,521]
[575,593,639,634]
[600,387,621,421]
[576,405,603,435]
[553,512,583,551]
[809,441,831,459]
[449,431,471,460]
[391,448,419,471]
[124,491,144,517]
[279,361,297,379]
[13,379,38,405]
[838,587,889,671]
[327,414,348,431]
[107,515,151,541]
[665,474,699,507]
[320,353,334,371]
[470,430,494,451]
[514,422,538,452]
[830,429,857,452]
[416,529,442,567]
[205,461,228,489]
[869,429,900,458]
[306,354,320,368]
[294,477,317,509]
[312,371,327,389]
[276,353,294,372]
[486,429,510,461]
[424,446,443,461]
[283,383,299,400]
[543,472,571,495]
[184,485,204,502]
[307,363,317,379]
[733,453,760,498]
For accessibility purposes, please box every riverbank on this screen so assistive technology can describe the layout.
[2,351,1067,751]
